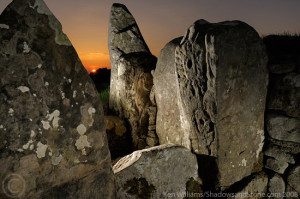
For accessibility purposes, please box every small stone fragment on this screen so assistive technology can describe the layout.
[265,157,289,174]
[268,174,285,199]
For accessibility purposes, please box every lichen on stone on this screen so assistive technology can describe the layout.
[17,86,30,93]
[75,135,91,150]
[76,124,87,135]
[0,24,9,29]
[36,141,48,158]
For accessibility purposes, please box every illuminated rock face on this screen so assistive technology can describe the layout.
[155,20,268,187]
[108,3,157,150]
[0,0,115,198]
[113,144,202,199]
[153,37,185,148]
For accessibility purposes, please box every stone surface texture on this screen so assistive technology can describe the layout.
[264,144,295,164]
[265,158,289,174]
[266,114,299,143]
[174,19,268,187]
[230,173,268,199]
[286,165,300,195]
[153,37,186,146]
[108,3,157,150]
[0,0,115,198]
[113,144,202,199]
[268,174,285,199]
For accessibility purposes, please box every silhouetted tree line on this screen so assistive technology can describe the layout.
[263,34,300,65]
[90,68,111,92]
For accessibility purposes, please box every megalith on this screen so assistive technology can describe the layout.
[153,37,187,146]
[0,0,115,198]
[108,3,157,149]
[155,19,268,187]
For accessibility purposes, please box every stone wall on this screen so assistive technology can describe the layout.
[150,21,299,196]
[263,35,300,197]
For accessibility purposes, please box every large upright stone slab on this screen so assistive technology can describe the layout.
[174,20,268,187]
[108,3,157,149]
[153,37,186,146]
[0,0,114,198]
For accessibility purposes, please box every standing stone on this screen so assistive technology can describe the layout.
[268,174,285,199]
[174,20,268,187]
[0,0,114,198]
[108,3,157,149]
[113,144,202,199]
[153,37,186,146]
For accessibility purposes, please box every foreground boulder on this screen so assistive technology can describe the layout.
[113,144,202,199]
[108,3,157,150]
[0,0,114,198]
[157,20,268,187]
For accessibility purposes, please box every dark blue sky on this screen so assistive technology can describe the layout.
[1,0,299,70]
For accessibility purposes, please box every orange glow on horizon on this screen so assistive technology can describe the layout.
[78,52,111,73]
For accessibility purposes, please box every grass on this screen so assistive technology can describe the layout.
[99,88,110,103]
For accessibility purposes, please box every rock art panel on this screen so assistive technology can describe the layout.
[174,20,268,187]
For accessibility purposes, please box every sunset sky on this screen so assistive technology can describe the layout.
[1,0,300,73]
